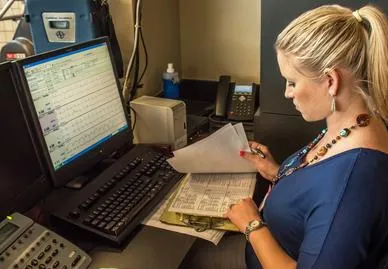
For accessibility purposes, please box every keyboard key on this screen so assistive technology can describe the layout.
[104,221,116,231]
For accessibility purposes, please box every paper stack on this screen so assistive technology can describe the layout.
[167,123,257,173]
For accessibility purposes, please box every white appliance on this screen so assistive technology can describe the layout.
[130,96,187,150]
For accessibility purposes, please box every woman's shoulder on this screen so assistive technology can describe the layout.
[317,148,388,168]
[349,148,388,177]
[316,148,388,189]
[299,148,388,184]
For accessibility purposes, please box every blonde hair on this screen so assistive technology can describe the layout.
[275,5,388,123]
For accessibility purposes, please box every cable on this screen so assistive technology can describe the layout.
[130,106,137,131]
[137,27,148,85]
[122,0,142,101]
[129,49,140,101]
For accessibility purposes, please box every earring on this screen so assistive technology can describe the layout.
[330,95,336,112]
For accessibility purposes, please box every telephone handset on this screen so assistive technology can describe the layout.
[215,75,258,121]
[215,75,232,118]
[0,213,92,269]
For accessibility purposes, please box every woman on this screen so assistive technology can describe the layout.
[227,5,388,269]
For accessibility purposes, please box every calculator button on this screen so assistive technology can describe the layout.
[45,256,52,264]
[53,261,60,269]
[52,249,59,257]
[71,255,81,267]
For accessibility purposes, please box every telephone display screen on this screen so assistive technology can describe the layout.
[235,85,253,94]
[0,222,18,244]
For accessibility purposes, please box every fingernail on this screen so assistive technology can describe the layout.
[239,151,245,157]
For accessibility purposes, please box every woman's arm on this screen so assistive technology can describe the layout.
[226,198,296,269]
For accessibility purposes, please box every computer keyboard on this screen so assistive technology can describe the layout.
[53,145,184,245]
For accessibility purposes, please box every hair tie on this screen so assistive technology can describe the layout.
[352,10,363,23]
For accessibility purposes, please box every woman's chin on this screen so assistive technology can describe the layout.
[295,108,318,122]
[300,112,311,121]
[300,113,321,122]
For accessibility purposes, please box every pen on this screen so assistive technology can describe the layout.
[250,147,266,159]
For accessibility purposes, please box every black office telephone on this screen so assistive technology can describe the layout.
[215,75,258,121]
[0,213,92,269]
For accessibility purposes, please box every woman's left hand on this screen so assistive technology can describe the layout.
[225,198,261,233]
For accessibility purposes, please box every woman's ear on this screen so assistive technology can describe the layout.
[323,68,340,96]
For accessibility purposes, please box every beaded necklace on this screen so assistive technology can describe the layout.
[258,113,371,212]
[272,113,371,183]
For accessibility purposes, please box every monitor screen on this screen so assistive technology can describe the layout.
[0,63,49,218]
[17,38,132,186]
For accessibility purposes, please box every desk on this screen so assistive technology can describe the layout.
[89,226,195,268]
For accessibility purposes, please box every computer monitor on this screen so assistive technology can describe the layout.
[0,62,50,219]
[16,37,132,187]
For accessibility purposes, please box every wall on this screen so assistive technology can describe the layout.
[179,0,261,83]
[138,0,181,96]
[110,0,181,97]
[110,0,260,97]
[109,0,135,67]
[0,0,24,50]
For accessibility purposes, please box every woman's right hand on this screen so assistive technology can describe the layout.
[242,141,280,181]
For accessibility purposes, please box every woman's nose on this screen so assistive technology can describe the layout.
[284,87,293,99]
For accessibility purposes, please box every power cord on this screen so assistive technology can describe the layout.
[122,0,142,101]
[130,106,137,131]
[122,0,148,102]
[129,49,140,101]
[137,25,148,86]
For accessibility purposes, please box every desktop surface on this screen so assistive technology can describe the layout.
[89,226,195,269]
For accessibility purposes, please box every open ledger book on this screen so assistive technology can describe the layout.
[160,123,258,232]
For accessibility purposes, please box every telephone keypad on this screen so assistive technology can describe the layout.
[229,94,254,121]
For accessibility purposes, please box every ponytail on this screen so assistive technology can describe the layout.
[358,6,388,124]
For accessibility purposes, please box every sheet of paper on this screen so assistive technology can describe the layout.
[142,184,225,245]
[168,173,256,218]
[167,123,256,173]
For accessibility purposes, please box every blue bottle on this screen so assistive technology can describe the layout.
[162,63,180,99]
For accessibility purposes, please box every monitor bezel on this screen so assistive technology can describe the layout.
[15,37,133,187]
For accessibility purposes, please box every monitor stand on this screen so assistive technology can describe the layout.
[65,158,117,189]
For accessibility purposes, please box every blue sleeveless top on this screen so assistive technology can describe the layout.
[246,148,388,269]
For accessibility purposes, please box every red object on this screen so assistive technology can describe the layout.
[239,151,245,157]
